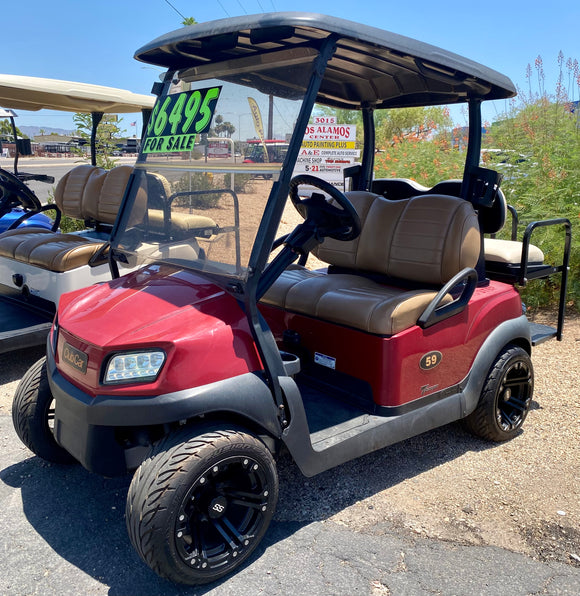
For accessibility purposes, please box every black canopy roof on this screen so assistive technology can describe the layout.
[135,12,516,110]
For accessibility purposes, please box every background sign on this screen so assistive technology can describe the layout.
[294,123,359,187]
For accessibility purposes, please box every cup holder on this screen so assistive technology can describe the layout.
[279,350,301,377]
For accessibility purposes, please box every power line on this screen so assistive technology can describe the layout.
[216,0,231,16]
[256,0,265,11]
[162,0,187,21]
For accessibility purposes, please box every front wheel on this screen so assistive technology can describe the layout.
[126,426,278,585]
[464,344,534,441]
[12,357,76,464]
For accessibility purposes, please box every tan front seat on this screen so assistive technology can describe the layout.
[0,165,133,272]
[261,193,480,335]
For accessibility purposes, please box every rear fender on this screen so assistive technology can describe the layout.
[459,314,531,416]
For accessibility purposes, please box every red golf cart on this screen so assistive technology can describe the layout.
[12,13,571,585]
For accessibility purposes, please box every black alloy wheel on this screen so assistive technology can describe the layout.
[126,426,278,585]
[464,344,534,441]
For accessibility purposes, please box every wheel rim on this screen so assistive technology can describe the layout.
[496,359,532,432]
[175,455,273,572]
[47,399,56,434]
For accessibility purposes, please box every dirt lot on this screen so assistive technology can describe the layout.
[275,311,580,570]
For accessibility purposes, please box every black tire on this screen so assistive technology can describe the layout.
[12,357,76,464]
[464,344,534,441]
[126,426,278,585]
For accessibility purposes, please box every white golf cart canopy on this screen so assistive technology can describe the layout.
[0,74,155,170]
[0,74,155,114]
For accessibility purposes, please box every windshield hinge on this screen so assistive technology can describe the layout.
[226,282,244,295]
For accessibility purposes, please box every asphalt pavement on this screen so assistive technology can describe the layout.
[1,413,579,596]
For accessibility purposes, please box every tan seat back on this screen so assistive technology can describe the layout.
[53,164,100,219]
[83,165,133,224]
[53,164,133,224]
[315,193,480,285]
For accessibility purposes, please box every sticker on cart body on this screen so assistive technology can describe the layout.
[314,352,336,370]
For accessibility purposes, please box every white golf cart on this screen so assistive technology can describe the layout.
[0,75,155,352]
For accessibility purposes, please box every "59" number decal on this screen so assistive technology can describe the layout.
[419,351,442,370]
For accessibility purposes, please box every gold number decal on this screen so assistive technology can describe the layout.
[420,351,442,370]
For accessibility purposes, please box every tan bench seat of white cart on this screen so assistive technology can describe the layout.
[0,164,132,272]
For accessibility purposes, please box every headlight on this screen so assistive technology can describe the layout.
[104,350,166,384]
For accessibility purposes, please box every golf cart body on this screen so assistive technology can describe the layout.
[0,75,156,353]
[14,13,571,584]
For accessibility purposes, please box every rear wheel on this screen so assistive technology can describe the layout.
[126,426,278,585]
[464,344,534,441]
[12,357,76,464]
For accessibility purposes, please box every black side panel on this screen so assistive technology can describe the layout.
[459,314,531,416]
[0,295,53,354]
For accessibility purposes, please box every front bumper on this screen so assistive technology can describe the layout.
[47,348,281,476]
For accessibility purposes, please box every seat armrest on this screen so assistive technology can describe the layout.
[417,267,478,329]
[519,218,571,285]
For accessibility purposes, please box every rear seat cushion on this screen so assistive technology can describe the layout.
[484,238,544,265]
[147,210,217,235]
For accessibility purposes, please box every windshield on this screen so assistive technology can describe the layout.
[113,66,313,281]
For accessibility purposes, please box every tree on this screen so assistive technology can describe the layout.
[0,120,27,139]
[72,112,124,169]
[182,17,197,26]
[375,106,453,148]
[487,53,580,309]
[213,114,236,138]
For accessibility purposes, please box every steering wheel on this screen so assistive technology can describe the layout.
[288,174,361,241]
[0,168,42,217]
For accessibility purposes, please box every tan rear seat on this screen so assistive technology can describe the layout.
[261,193,480,335]
[0,165,133,272]
[484,238,544,265]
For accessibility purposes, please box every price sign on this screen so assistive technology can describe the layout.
[142,86,222,153]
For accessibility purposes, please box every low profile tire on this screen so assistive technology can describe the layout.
[464,344,534,441]
[12,357,76,464]
[126,426,279,585]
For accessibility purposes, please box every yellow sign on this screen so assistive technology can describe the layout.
[301,140,356,149]
[247,97,269,163]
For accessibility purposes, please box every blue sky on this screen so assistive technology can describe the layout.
[4,0,579,132]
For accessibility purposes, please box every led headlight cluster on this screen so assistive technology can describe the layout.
[104,350,166,384]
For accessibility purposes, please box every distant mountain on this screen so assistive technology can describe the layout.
[20,125,74,138]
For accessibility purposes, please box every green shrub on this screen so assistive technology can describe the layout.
[374,54,579,312]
